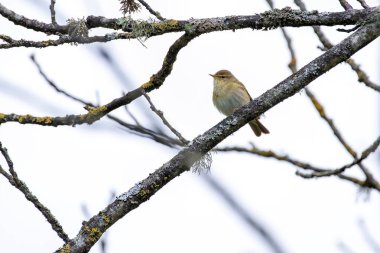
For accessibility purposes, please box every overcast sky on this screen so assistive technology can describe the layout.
[0,1,379,253]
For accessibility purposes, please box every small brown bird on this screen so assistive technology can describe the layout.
[210,69,269,137]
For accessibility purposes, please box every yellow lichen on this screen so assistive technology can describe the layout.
[100,212,110,227]
[83,226,103,243]
[81,106,108,123]
[153,19,178,31]
[36,116,53,125]
[59,244,70,253]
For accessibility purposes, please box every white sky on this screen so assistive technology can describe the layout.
[0,1,379,253]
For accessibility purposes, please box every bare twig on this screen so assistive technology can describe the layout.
[30,54,88,104]
[296,135,380,178]
[306,87,379,187]
[294,0,380,190]
[337,24,361,32]
[49,0,57,25]
[30,55,182,147]
[265,1,297,74]
[293,0,380,92]
[137,0,165,21]
[203,174,287,253]
[338,0,354,10]
[124,105,142,126]
[110,114,182,147]
[305,90,358,157]
[358,219,380,253]
[215,145,373,189]
[345,58,380,92]
[356,0,370,9]
[141,90,188,144]
[0,142,69,242]
[266,0,379,190]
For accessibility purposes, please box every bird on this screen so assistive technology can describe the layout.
[210,69,269,137]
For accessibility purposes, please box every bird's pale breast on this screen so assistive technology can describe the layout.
[213,81,251,116]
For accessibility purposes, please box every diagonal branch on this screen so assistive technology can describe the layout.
[356,0,370,9]
[141,90,189,144]
[55,14,380,252]
[0,142,69,242]
[338,0,354,10]
[137,0,165,21]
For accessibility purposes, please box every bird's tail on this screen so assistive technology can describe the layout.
[249,119,269,137]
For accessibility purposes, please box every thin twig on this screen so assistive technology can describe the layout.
[356,0,370,9]
[358,219,380,253]
[338,0,354,10]
[293,0,380,92]
[203,174,287,253]
[265,0,297,73]
[0,142,69,242]
[50,0,57,25]
[296,135,380,178]
[294,0,380,190]
[124,105,142,126]
[337,24,361,33]
[137,0,165,21]
[30,55,182,148]
[141,89,188,144]
[30,54,88,104]
[215,145,376,190]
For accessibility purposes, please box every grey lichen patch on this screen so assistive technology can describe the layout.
[67,18,89,41]
[117,16,158,39]
[116,182,142,202]
[260,7,314,29]
[192,152,213,174]
[187,17,225,33]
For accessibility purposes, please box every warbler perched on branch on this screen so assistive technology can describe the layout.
[210,69,269,137]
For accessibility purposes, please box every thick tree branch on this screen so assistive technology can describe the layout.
[0,3,379,49]
[55,12,380,252]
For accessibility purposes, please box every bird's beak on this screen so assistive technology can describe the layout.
[209,74,215,77]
